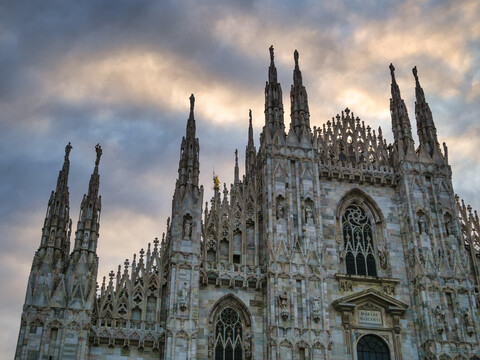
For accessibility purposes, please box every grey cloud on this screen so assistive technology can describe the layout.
[1,1,479,358]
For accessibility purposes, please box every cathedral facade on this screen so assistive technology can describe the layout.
[15,47,480,360]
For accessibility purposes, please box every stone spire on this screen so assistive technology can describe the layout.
[245,109,257,177]
[234,149,239,183]
[264,45,285,144]
[389,64,415,162]
[176,94,200,192]
[290,49,311,141]
[72,144,102,260]
[413,66,443,163]
[37,143,73,266]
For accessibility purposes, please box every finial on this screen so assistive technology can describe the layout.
[124,258,129,268]
[412,66,418,83]
[95,143,102,166]
[189,94,195,111]
[140,248,145,260]
[65,142,72,159]
[294,49,299,67]
[249,109,252,123]
[269,45,274,63]
[235,149,238,162]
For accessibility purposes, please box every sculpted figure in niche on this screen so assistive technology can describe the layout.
[278,291,290,320]
[434,305,445,334]
[177,281,189,312]
[464,310,474,336]
[82,232,89,248]
[48,230,55,245]
[183,218,192,239]
[276,203,284,220]
[305,205,314,225]
[417,211,429,235]
[208,333,215,358]
[244,330,252,359]
[378,248,388,269]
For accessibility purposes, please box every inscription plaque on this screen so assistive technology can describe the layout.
[358,310,382,325]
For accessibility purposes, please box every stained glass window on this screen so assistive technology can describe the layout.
[215,307,243,360]
[343,204,377,276]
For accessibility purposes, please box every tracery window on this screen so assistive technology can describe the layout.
[342,204,377,276]
[215,307,243,360]
[357,334,390,360]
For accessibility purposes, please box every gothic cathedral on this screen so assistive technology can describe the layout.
[15,47,480,359]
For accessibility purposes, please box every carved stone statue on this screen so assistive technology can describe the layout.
[208,333,215,358]
[177,281,189,312]
[183,219,192,239]
[278,291,290,320]
[305,205,314,225]
[378,248,388,269]
[464,310,474,336]
[276,203,284,220]
[244,330,252,359]
[82,232,89,248]
[434,305,445,334]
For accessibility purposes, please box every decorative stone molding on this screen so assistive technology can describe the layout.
[335,273,400,295]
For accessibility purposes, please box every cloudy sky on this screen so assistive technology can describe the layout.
[1,0,479,356]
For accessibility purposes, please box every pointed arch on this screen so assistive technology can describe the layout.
[336,189,385,276]
[208,294,251,327]
[336,188,384,224]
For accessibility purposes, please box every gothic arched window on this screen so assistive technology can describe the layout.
[342,204,377,276]
[357,334,390,360]
[215,307,243,360]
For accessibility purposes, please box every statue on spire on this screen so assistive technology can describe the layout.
[294,49,299,68]
[389,63,396,82]
[189,94,195,111]
[65,142,72,159]
[412,66,418,83]
[95,143,102,166]
[269,45,274,63]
